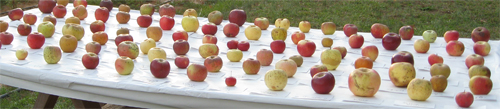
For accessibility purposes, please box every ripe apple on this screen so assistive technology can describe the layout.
[275,18,290,30]
[430,63,451,79]
[16,49,28,60]
[414,39,430,53]
[321,49,342,70]
[228,9,247,26]
[275,59,297,77]
[59,35,78,52]
[92,31,108,45]
[430,75,447,92]
[223,23,239,37]
[147,47,167,62]
[0,20,8,32]
[38,0,57,13]
[446,40,464,56]
[256,49,273,66]
[175,56,190,69]
[139,38,156,54]
[271,27,287,41]
[204,55,223,72]
[27,32,45,49]
[348,34,364,48]
[291,31,306,45]
[57,0,69,6]
[116,27,129,35]
[428,54,443,66]
[116,11,130,24]
[354,56,373,69]
[297,40,316,57]
[173,39,190,55]
[115,56,134,75]
[332,46,347,59]
[181,15,199,32]
[85,41,101,55]
[254,17,269,30]
[159,4,175,17]
[202,23,218,35]
[115,34,133,46]
[52,5,66,18]
[455,91,474,108]
[312,72,336,94]
[0,32,14,45]
[65,16,80,24]
[73,0,87,7]
[227,49,243,62]
[288,55,303,67]
[62,23,85,40]
[38,21,56,38]
[82,52,99,69]
[391,51,414,65]
[465,54,484,69]
[172,30,188,41]
[264,69,288,91]
[207,11,223,25]
[422,30,437,43]
[187,64,208,82]
[198,44,219,58]
[370,23,389,38]
[348,68,381,97]
[99,0,113,12]
[309,65,328,77]
[237,41,250,51]
[17,23,32,36]
[150,58,170,78]
[389,62,416,87]
[94,7,109,23]
[242,58,260,74]
[226,77,237,86]
[159,15,175,30]
[43,46,62,64]
[90,20,105,33]
[343,24,358,37]
[321,22,336,35]
[146,26,163,41]
[407,78,432,101]
[245,25,261,40]
[202,35,218,44]
[118,4,130,12]
[362,45,379,61]
[23,13,37,25]
[471,27,490,42]
[72,5,88,20]
[183,9,197,17]
[269,40,286,53]
[117,41,139,59]
[8,8,23,20]
[43,15,57,25]
[399,25,414,40]
[444,30,459,43]
[473,41,490,56]
[382,32,401,50]
[469,76,492,95]
[140,3,155,16]
[299,21,311,33]
[137,15,153,27]
[226,40,239,49]
[468,65,491,78]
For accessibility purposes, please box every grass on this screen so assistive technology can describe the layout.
[0,86,74,109]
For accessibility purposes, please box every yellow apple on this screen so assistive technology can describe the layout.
[148,47,167,62]
[140,38,156,54]
[321,49,342,70]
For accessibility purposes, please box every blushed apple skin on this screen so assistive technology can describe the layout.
[187,64,208,82]
[256,49,273,66]
[455,91,474,108]
[469,76,492,95]
[117,41,140,59]
[242,58,260,74]
[348,68,381,97]
[115,56,134,75]
[204,55,223,72]
[275,59,297,77]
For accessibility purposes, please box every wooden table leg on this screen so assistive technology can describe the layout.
[33,92,59,109]
[71,98,102,109]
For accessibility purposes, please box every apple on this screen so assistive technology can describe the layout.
[52,5,66,18]
[198,44,219,58]
[471,27,490,42]
[465,54,484,69]
[72,5,87,20]
[43,16,57,25]
[43,46,62,64]
[370,23,389,38]
[242,58,260,74]
[312,72,336,94]
[271,27,287,41]
[27,32,45,49]
[204,55,223,72]
[275,59,298,77]
[321,22,336,35]
[237,41,250,51]
[256,49,273,66]
[146,26,163,41]
[348,34,364,48]
[399,25,414,40]
[172,30,188,41]
[297,40,316,57]
[228,9,247,26]
[181,15,199,32]
[16,49,28,60]
[73,0,87,7]
[147,47,167,62]
[309,65,328,77]
[455,91,474,108]
[473,41,490,56]
[17,23,32,36]
[202,35,218,44]
[94,7,110,23]
[116,11,130,24]
[391,51,414,65]
[223,23,239,37]
[36,21,55,38]
[0,21,8,32]
[118,4,130,12]
[225,77,237,86]
[429,63,451,78]
[269,40,285,53]
[56,0,69,6]
[92,31,108,45]
[115,56,134,75]
[140,3,155,16]
[226,40,239,49]
[422,30,437,43]
[175,56,190,69]
[202,23,218,35]
[382,32,401,50]
[343,24,358,37]
[173,39,190,55]
[207,11,223,25]
[62,23,85,40]
[65,16,80,24]
[332,46,347,59]
[139,38,156,54]
[227,49,243,62]
[59,35,78,52]
[254,17,269,30]
[137,15,153,27]
[159,15,175,30]
[187,64,208,82]
[99,0,113,12]
[444,30,459,43]
[348,68,381,97]
[354,56,373,69]
[116,27,129,35]
[299,21,311,33]
[22,13,37,25]
[428,54,443,66]
[115,34,133,46]
[430,75,447,92]
[275,18,290,30]
[291,31,306,45]
[468,65,491,78]
[82,52,99,69]
[245,25,261,40]
[264,69,288,91]
[446,40,465,56]
[288,55,303,67]
[407,78,432,101]
[117,41,139,59]
[90,20,105,33]
[150,58,170,78]
[414,39,430,53]
[183,9,197,17]
[85,41,101,55]
[159,4,175,17]
[389,62,416,87]
[321,49,342,70]
[38,0,56,13]
[469,76,492,95]
[0,32,14,45]
[8,8,23,20]
[361,45,379,61]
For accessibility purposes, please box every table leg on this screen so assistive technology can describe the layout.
[71,98,102,108]
[33,92,59,108]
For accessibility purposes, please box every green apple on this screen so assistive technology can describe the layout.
[43,46,62,64]
[199,44,219,58]
[37,21,55,38]
[321,49,342,70]
[245,25,261,40]
[407,78,432,101]
[271,27,287,41]
[422,30,437,43]
[16,49,28,60]
[430,63,451,78]
[181,15,199,32]
[264,69,288,91]
[288,55,303,67]
[115,56,134,75]
[227,49,243,62]
[62,23,85,40]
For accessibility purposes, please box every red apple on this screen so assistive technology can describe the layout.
[223,23,239,37]
[471,27,490,42]
[117,41,139,59]
[465,54,484,69]
[27,32,45,49]
[159,4,175,17]
[226,40,239,49]
[8,8,24,20]
[202,23,218,35]
[175,56,190,69]
[82,52,99,69]
[0,32,14,45]
[159,15,175,30]
[52,5,67,18]
[256,49,273,66]
[444,30,459,43]
[291,31,305,44]
[455,91,474,108]
[72,5,88,20]
[362,45,379,61]
[173,39,190,55]
[311,72,335,94]
[85,41,101,55]
[187,64,208,82]
[242,58,260,74]
[90,20,105,33]
[99,0,113,12]
[200,35,217,44]
[270,40,286,53]
[115,34,133,46]
[446,40,465,56]
[469,76,492,95]
[228,9,247,26]
[348,34,364,48]
[237,41,250,51]
[391,51,414,65]
[140,3,155,16]
[204,55,223,72]
[137,15,153,27]
[23,13,37,25]
[382,32,401,50]
[73,0,87,7]
[172,30,188,41]
[116,11,130,24]
[399,25,414,40]
[297,40,316,57]
[473,41,490,56]
[428,54,443,66]
[310,65,328,77]
[343,24,358,37]
[226,77,237,86]
[39,0,57,13]
[332,46,347,59]
[371,23,389,38]
[150,58,171,78]
[95,7,110,23]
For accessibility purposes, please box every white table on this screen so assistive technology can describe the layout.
[1,4,499,108]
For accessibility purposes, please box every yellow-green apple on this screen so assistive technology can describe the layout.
[299,21,311,33]
[227,49,243,62]
[39,0,56,13]
[312,72,336,94]
[95,7,109,23]
[321,22,336,35]
[147,47,167,62]
[199,44,219,58]
[430,75,447,92]
[99,0,113,12]
[140,38,156,54]
[343,24,358,37]
[348,34,364,48]
[118,4,130,12]
[92,31,108,45]
[289,55,303,67]
[391,51,414,65]
[245,25,261,40]
[8,8,23,20]
[137,15,153,27]
[204,55,223,72]
[59,35,78,52]
[332,46,347,59]
[187,63,208,82]
[414,39,430,53]
[16,49,28,60]
[422,30,437,43]
[471,27,490,42]
[159,4,175,17]
[0,32,13,45]
[444,30,459,43]
[428,54,443,66]
[27,32,45,49]
[62,23,85,40]
[115,34,133,46]
[322,37,333,47]
[271,27,287,41]
[159,15,175,30]
[354,56,373,69]
[150,58,170,78]
[348,68,381,97]
[254,17,269,30]
[256,49,273,66]
[23,13,37,25]
[202,23,218,35]
[265,69,288,91]
[275,59,297,77]
[309,65,328,77]
[389,62,416,87]
[173,39,189,55]
[115,56,134,75]
[0,20,8,32]
[65,16,80,24]
[85,41,101,54]
[399,25,414,40]
[43,46,62,64]
[243,58,260,74]
[146,26,162,41]
[17,24,32,36]
[202,35,217,44]
[172,30,188,41]
[382,32,401,50]
[90,20,105,33]
[73,0,87,7]
[183,9,197,17]
[226,76,237,86]
[361,45,379,61]
[469,76,492,95]
[43,15,57,25]
[38,21,56,38]
[270,40,285,53]
[116,27,129,35]
[207,11,223,25]
[72,5,87,20]
[455,91,474,108]
[446,40,465,56]
[321,49,342,70]
[223,23,239,37]
[297,40,316,57]
[465,54,484,69]
[117,41,139,59]
[57,0,69,6]
[181,15,199,32]
[430,63,451,78]
[407,78,432,101]
[275,18,290,30]
[52,5,66,18]
[227,40,238,49]
[175,56,189,69]
[468,65,491,78]
[291,31,305,44]
[116,11,130,24]
[228,9,247,26]
[82,52,99,69]
[370,23,389,38]
[473,41,490,56]
[139,3,154,16]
